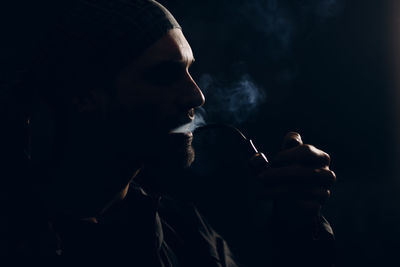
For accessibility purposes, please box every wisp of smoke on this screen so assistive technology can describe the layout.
[201,73,266,125]
[171,74,265,133]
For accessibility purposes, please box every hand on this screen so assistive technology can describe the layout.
[251,132,336,218]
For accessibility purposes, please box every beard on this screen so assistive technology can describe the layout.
[126,132,196,196]
[104,106,197,197]
[109,118,195,170]
[141,132,195,170]
[108,106,196,169]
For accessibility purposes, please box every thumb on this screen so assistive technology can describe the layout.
[282,132,303,150]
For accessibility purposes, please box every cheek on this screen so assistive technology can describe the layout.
[111,87,182,140]
[118,83,177,114]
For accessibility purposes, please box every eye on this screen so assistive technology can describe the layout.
[188,61,200,81]
[144,62,185,86]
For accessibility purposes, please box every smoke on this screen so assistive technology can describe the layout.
[172,107,206,133]
[199,74,266,124]
[171,74,265,133]
[171,0,343,133]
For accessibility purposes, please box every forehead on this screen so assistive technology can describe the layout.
[133,28,194,68]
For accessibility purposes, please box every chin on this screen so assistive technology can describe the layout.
[179,143,195,168]
[164,132,195,169]
[143,132,195,170]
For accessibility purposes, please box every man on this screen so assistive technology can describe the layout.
[7,0,336,266]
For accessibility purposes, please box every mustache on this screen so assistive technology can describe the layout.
[109,107,197,136]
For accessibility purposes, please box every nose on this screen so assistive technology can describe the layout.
[178,73,205,110]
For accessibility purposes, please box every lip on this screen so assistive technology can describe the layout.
[188,109,195,120]
[180,115,194,127]
[171,110,195,130]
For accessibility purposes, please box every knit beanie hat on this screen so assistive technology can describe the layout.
[38,0,182,93]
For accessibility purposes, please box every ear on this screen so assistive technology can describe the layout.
[71,90,109,114]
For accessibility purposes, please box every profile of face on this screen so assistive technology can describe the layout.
[44,28,204,216]
[111,28,205,168]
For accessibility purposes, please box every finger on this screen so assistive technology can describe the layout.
[257,166,336,187]
[274,144,331,167]
[282,132,303,150]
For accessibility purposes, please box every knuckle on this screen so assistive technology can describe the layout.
[329,170,337,183]
[286,132,302,142]
[287,131,301,137]
[322,169,336,184]
[302,144,312,151]
[322,152,331,165]
[314,168,336,184]
[302,144,315,155]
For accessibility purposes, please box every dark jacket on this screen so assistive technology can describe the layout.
[8,185,237,267]
[8,185,334,267]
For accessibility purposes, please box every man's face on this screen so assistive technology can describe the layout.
[109,28,205,168]
[42,29,203,216]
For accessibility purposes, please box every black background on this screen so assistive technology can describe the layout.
[159,1,397,265]
[1,0,398,266]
